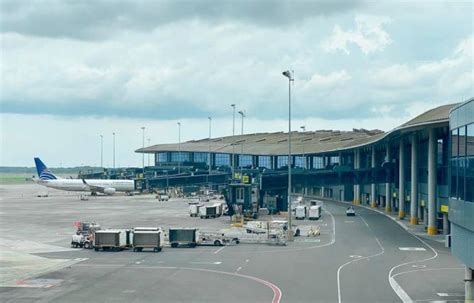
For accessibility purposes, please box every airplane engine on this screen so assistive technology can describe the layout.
[103,188,116,195]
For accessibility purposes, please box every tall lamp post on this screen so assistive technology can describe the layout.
[112,132,116,169]
[282,70,294,240]
[238,110,245,170]
[100,135,103,168]
[300,126,306,168]
[141,126,145,174]
[231,104,236,176]
[208,116,212,188]
[177,122,181,174]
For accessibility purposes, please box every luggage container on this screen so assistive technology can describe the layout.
[132,229,163,252]
[189,204,202,217]
[308,205,321,220]
[199,205,218,219]
[169,228,197,248]
[94,229,127,251]
[295,205,307,220]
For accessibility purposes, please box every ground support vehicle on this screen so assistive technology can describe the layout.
[308,205,321,220]
[94,229,127,251]
[346,207,356,216]
[169,228,197,248]
[189,203,202,217]
[199,205,218,219]
[132,229,163,252]
[197,231,238,246]
[295,205,307,220]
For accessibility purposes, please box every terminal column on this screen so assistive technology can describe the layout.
[410,135,418,224]
[399,140,406,219]
[385,144,392,212]
[353,149,360,204]
[427,128,437,235]
[371,147,376,208]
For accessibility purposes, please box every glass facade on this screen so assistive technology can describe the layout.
[450,123,473,202]
[277,156,288,168]
[156,152,168,163]
[331,156,340,164]
[239,155,253,167]
[194,152,210,164]
[294,156,306,168]
[215,153,230,166]
[313,156,324,169]
[258,156,271,168]
[170,152,190,162]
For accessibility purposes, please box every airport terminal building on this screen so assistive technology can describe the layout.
[137,98,473,293]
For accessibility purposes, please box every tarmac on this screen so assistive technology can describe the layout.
[0,183,466,302]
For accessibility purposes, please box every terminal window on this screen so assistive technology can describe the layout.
[450,124,474,202]
[294,156,306,168]
[258,156,271,168]
[239,155,253,167]
[215,153,230,166]
[171,152,190,162]
[277,156,288,168]
[194,152,209,164]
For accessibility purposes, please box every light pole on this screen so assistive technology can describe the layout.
[300,125,306,168]
[141,126,145,174]
[112,132,116,169]
[147,138,151,166]
[100,135,103,168]
[238,110,245,170]
[231,104,236,176]
[177,122,181,174]
[282,70,294,240]
[208,116,212,188]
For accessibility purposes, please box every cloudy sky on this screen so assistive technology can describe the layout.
[1,0,473,167]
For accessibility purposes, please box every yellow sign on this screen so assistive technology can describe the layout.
[234,173,241,180]
[242,176,250,184]
[441,205,449,213]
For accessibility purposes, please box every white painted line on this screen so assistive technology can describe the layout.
[236,266,242,272]
[135,261,141,264]
[411,264,427,268]
[214,246,226,254]
[399,247,426,251]
[337,214,385,303]
[344,220,354,223]
[245,259,249,263]
[349,255,362,258]
[437,292,464,297]
[190,261,222,265]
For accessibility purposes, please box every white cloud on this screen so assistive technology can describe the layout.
[322,15,392,54]
[371,36,473,92]
[301,70,351,90]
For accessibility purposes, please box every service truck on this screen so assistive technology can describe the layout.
[308,205,321,220]
[295,205,307,220]
[199,205,218,219]
[189,203,202,217]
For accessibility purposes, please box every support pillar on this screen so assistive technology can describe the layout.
[442,213,449,235]
[385,144,392,212]
[466,267,473,303]
[371,147,377,208]
[427,128,437,235]
[399,140,406,219]
[410,136,418,224]
[353,149,360,205]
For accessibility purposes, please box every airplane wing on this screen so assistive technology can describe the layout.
[82,179,106,193]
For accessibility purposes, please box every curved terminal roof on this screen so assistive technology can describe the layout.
[136,103,458,156]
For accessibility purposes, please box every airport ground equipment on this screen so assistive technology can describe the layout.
[156,194,169,201]
[132,228,163,252]
[295,205,307,220]
[189,203,202,217]
[307,226,321,237]
[197,231,238,246]
[346,206,356,216]
[71,233,93,249]
[169,228,197,248]
[308,205,321,220]
[71,221,100,249]
[199,205,218,219]
[94,229,127,251]
[310,199,323,206]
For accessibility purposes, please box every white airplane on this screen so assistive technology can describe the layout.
[33,157,135,195]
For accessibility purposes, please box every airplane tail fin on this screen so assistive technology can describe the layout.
[34,158,59,180]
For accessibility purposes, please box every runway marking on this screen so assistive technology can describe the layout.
[391,267,464,279]
[437,292,464,297]
[411,264,426,268]
[214,246,226,254]
[337,214,385,303]
[236,266,242,272]
[190,261,222,265]
[349,255,362,258]
[343,220,354,223]
[399,247,426,251]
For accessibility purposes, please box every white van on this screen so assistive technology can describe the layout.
[295,205,307,220]
[308,205,321,220]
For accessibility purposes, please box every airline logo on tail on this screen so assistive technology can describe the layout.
[34,158,59,180]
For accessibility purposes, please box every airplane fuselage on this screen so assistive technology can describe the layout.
[38,179,135,193]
